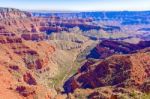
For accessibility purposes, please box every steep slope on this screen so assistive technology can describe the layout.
[87,40,150,59]
[0,34,57,98]
[47,31,98,90]
[0,8,49,41]
[64,49,150,93]
[0,8,59,98]
[0,8,37,35]
[0,7,31,18]
[49,32,89,50]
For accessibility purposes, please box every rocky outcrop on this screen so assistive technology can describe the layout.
[49,32,88,43]
[0,7,31,18]
[16,85,52,98]
[65,86,144,99]
[0,8,42,36]
[140,80,150,93]
[23,72,37,85]
[0,33,56,98]
[16,86,36,97]
[33,11,150,25]
[87,40,150,59]
[64,49,150,93]
[21,33,47,41]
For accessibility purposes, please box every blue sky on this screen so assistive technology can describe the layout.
[0,0,150,11]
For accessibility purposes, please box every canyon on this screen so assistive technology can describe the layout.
[0,7,150,99]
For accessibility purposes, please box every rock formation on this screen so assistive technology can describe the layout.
[0,8,58,98]
[87,40,150,59]
[0,7,31,18]
[0,33,57,98]
[0,7,150,99]
[64,48,150,93]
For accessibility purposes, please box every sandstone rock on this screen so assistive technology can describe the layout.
[0,22,56,99]
[23,72,37,85]
[16,86,36,97]
[140,80,150,93]
[87,40,150,59]
[64,50,150,93]
[0,7,31,19]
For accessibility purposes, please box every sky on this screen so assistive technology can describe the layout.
[0,0,150,11]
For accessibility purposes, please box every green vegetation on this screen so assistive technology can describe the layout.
[76,94,87,99]
[118,94,129,99]
[13,71,22,79]
[141,93,150,99]
[130,91,138,98]
[49,60,81,89]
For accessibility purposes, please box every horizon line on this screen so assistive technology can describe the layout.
[26,9,150,13]
[1,7,150,12]
[24,8,150,12]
